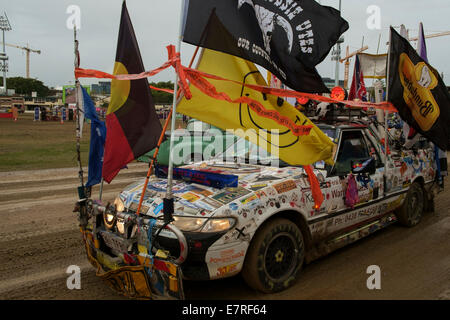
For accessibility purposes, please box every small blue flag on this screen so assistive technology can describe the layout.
[81,86,107,187]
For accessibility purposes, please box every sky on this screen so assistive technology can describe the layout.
[1,0,449,89]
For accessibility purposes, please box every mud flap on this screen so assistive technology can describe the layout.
[82,233,184,300]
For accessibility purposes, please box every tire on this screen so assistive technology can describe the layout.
[395,182,424,227]
[241,218,304,293]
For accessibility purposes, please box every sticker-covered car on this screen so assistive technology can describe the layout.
[79,120,437,296]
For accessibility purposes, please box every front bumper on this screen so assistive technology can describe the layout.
[82,229,184,300]
[154,229,227,280]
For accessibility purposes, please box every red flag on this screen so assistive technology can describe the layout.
[348,55,367,101]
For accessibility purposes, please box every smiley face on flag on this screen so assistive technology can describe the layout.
[177,48,334,166]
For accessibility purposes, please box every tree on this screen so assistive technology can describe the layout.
[0,77,50,97]
[149,81,174,104]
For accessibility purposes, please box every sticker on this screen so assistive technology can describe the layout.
[212,187,250,204]
[192,201,215,212]
[208,248,245,264]
[217,263,239,277]
[273,180,297,194]
[201,197,223,209]
[153,202,164,215]
[240,194,259,205]
[190,186,214,197]
[181,192,201,202]
[249,183,267,191]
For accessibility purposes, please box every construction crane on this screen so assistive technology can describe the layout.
[0,42,41,78]
[408,30,450,42]
[386,30,450,44]
[339,45,369,90]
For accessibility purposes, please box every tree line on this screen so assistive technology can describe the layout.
[1,77,174,104]
[0,77,50,97]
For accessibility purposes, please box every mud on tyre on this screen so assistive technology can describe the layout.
[242,218,305,293]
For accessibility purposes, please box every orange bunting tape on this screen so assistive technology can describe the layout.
[74,44,398,132]
[149,86,174,94]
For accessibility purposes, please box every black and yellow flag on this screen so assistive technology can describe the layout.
[177,48,334,165]
[388,27,450,150]
[103,2,162,183]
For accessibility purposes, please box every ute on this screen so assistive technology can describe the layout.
[76,119,438,298]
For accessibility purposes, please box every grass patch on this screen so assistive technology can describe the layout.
[0,113,186,172]
[0,113,90,171]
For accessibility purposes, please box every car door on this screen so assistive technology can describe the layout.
[324,128,385,233]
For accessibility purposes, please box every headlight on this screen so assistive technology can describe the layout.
[116,217,125,234]
[103,205,116,229]
[114,196,125,212]
[172,216,205,232]
[201,218,235,233]
[172,216,236,233]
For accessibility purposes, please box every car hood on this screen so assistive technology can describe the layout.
[118,162,312,218]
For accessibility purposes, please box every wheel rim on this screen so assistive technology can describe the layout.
[264,232,298,281]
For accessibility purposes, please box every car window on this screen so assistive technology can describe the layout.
[363,132,382,168]
[334,130,370,176]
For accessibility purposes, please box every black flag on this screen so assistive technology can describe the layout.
[387,27,450,150]
[182,0,349,93]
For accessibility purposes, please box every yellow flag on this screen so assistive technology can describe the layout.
[177,49,334,165]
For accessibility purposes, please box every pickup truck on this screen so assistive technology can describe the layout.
[77,119,437,299]
[138,119,238,166]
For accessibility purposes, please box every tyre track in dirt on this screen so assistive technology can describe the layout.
[0,165,148,300]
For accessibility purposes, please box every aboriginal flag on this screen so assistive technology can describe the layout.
[182,0,349,93]
[387,27,450,150]
[103,2,162,183]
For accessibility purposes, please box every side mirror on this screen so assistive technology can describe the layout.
[352,157,376,175]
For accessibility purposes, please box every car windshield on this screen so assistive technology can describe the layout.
[212,138,289,167]
[311,127,336,170]
[317,127,337,142]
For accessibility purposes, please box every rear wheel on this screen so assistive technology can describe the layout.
[242,218,304,293]
[395,182,424,227]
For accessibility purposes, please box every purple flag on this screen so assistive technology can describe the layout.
[417,22,428,62]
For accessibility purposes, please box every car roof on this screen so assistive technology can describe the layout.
[316,120,369,131]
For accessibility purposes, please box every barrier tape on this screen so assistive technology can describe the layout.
[74,45,398,136]
[149,85,174,94]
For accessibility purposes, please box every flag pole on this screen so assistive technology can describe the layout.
[99,178,104,200]
[384,27,392,192]
[135,44,197,218]
[74,25,85,192]
[74,24,89,229]
[135,109,172,217]
[164,0,186,223]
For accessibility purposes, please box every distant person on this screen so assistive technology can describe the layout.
[12,106,18,121]
[34,107,40,121]
[41,108,47,121]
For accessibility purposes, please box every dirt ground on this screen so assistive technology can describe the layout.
[0,164,449,300]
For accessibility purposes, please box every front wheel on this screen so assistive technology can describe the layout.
[241,218,304,293]
[395,182,424,227]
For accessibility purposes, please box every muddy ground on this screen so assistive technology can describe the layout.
[0,164,449,300]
